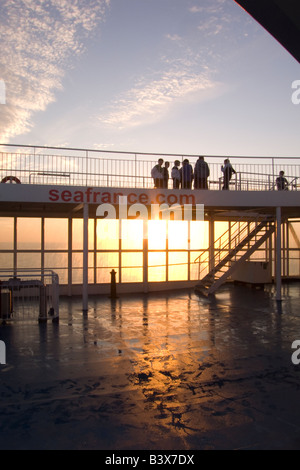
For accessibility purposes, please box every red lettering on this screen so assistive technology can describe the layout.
[61,190,72,202]
[128,193,137,204]
[156,193,165,204]
[139,193,148,204]
[74,191,84,203]
[102,192,111,203]
[167,194,178,205]
[113,192,123,204]
[180,194,195,205]
[93,191,101,203]
[49,189,59,201]
[85,187,93,203]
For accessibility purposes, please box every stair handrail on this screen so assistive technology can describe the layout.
[193,214,274,280]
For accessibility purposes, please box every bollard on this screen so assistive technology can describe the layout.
[110,269,118,299]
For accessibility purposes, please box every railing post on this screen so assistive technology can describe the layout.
[86,150,89,186]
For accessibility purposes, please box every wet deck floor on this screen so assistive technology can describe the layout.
[1,282,300,450]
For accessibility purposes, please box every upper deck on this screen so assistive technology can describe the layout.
[0,144,300,219]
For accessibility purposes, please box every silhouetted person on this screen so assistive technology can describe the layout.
[171,160,181,189]
[221,159,236,190]
[276,171,289,191]
[162,161,170,189]
[180,159,194,189]
[151,158,164,188]
[194,156,210,189]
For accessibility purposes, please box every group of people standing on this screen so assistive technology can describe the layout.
[151,157,236,190]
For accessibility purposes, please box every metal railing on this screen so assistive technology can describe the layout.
[0,268,59,323]
[193,214,275,282]
[0,143,299,191]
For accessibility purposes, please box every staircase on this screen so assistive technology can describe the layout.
[194,215,275,296]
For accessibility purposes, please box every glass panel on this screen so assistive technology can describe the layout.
[96,252,119,283]
[148,252,166,282]
[190,251,202,280]
[168,221,188,249]
[72,252,94,272]
[190,221,209,250]
[44,252,68,270]
[72,219,94,250]
[97,219,119,250]
[45,219,68,250]
[121,220,143,250]
[72,268,94,284]
[168,252,188,281]
[148,221,167,250]
[72,251,94,283]
[0,253,13,273]
[289,223,300,249]
[0,218,14,249]
[289,253,300,276]
[121,252,143,282]
[17,253,41,270]
[17,218,41,250]
[215,221,229,249]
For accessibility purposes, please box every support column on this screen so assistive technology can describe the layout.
[276,207,282,302]
[143,219,148,293]
[209,215,215,273]
[68,217,72,297]
[83,203,89,313]
[13,217,17,277]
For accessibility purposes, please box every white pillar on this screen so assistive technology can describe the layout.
[68,217,72,297]
[209,216,215,273]
[143,219,148,293]
[83,203,89,312]
[276,207,282,301]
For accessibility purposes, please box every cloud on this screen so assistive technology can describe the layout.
[0,0,110,142]
[165,34,182,42]
[97,0,250,132]
[98,66,217,130]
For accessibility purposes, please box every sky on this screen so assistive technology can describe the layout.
[0,0,299,158]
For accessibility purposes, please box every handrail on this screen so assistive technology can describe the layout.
[193,214,274,281]
[1,144,300,190]
[0,142,299,160]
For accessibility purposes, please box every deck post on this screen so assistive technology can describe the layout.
[276,206,282,302]
[209,215,215,273]
[83,202,89,313]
